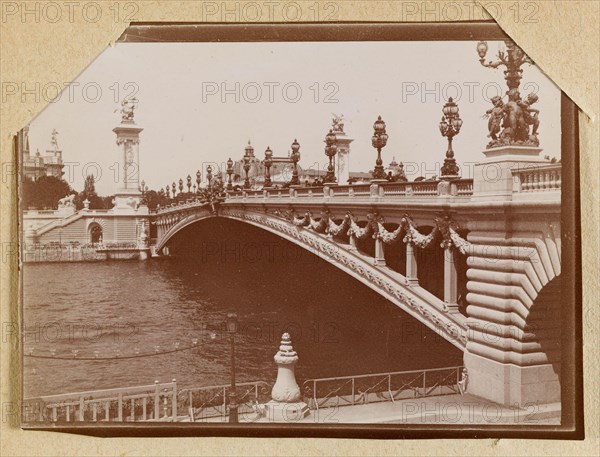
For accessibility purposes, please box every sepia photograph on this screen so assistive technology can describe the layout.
[17,22,580,436]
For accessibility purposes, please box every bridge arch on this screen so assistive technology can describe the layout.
[154,207,468,351]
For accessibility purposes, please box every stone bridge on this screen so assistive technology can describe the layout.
[152,154,562,408]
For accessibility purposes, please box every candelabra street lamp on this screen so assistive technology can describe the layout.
[165,185,170,199]
[263,146,273,188]
[226,312,239,424]
[206,165,213,189]
[171,182,176,197]
[195,170,201,194]
[371,116,388,180]
[243,155,251,189]
[139,180,147,205]
[178,178,184,195]
[186,175,192,193]
[476,40,533,92]
[439,97,463,179]
[324,129,338,183]
[290,139,301,186]
[226,158,234,190]
[477,40,539,147]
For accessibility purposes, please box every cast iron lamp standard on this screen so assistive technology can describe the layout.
[226,158,234,191]
[439,97,463,179]
[139,180,148,206]
[178,178,183,196]
[371,116,388,180]
[186,175,192,193]
[476,40,533,92]
[226,312,239,424]
[290,139,301,186]
[323,129,338,184]
[195,170,201,194]
[243,155,251,189]
[206,165,213,189]
[263,146,273,188]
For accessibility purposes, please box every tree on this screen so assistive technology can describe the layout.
[22,175,73,210]
[74,174,104,209]
[143,190,164,211]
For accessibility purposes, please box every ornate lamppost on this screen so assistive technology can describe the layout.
[324,129,338,183]
[290,139,301,186]
[186,175,192,193]
[476,40,534,93]
[226,158,234,190]
[139,180,147,206]
[165,185,170,199]
[371,116,388,180]
[178,178,184,195]
[195,170,201,194]
[477,40,540,147]
[206,165,213,189]
[243,155,251,189]
[438,97,463,179]
[263,146,273,188]
[226,313,239,424]
[171,182,176,198]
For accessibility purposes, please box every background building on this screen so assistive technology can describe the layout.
[20,126,64,180]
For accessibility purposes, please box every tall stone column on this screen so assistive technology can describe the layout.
[112,101,144,213]
[334,129,353,185]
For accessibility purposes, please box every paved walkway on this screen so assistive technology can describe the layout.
[189,394,561,425]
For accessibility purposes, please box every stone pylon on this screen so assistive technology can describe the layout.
[265,333,309,422]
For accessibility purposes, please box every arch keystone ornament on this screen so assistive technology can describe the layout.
[264,333,310,422]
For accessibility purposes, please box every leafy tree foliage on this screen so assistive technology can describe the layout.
[22,175,73,210]
[73,175,105,209]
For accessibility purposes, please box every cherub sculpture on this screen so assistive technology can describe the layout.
[484,95,505,140]
[519,92,540,139]
[485,89,541,147]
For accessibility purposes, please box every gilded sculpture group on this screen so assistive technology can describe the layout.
[485,88,540,148]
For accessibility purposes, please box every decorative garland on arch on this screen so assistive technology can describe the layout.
[327,214,351,236]
[449,227,472,255]
[377,222,403,245]
[292,212,310,227]
[347,218,373,240]
[308,212,329,233]
[402,216,438,248]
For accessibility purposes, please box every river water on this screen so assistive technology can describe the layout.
[22,218,462,398]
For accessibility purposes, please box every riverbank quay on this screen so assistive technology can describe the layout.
[188,394,560,425]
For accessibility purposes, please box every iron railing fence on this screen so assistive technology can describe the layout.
[301,366,463,411]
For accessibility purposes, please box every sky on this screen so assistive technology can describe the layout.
[28,41,562,195]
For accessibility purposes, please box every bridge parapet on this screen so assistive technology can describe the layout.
[221,179,474,203]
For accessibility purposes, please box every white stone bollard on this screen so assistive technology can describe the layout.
[264,332,309,423]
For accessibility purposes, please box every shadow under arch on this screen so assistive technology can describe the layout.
[155,211,468,351]
[525,274,562,379]
[161,216,464,379]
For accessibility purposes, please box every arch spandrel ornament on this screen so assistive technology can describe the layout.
[154,205,468,350]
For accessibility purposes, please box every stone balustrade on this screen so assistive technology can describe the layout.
[513,163,562,193]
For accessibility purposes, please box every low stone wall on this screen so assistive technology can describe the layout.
[22,244,148,263]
